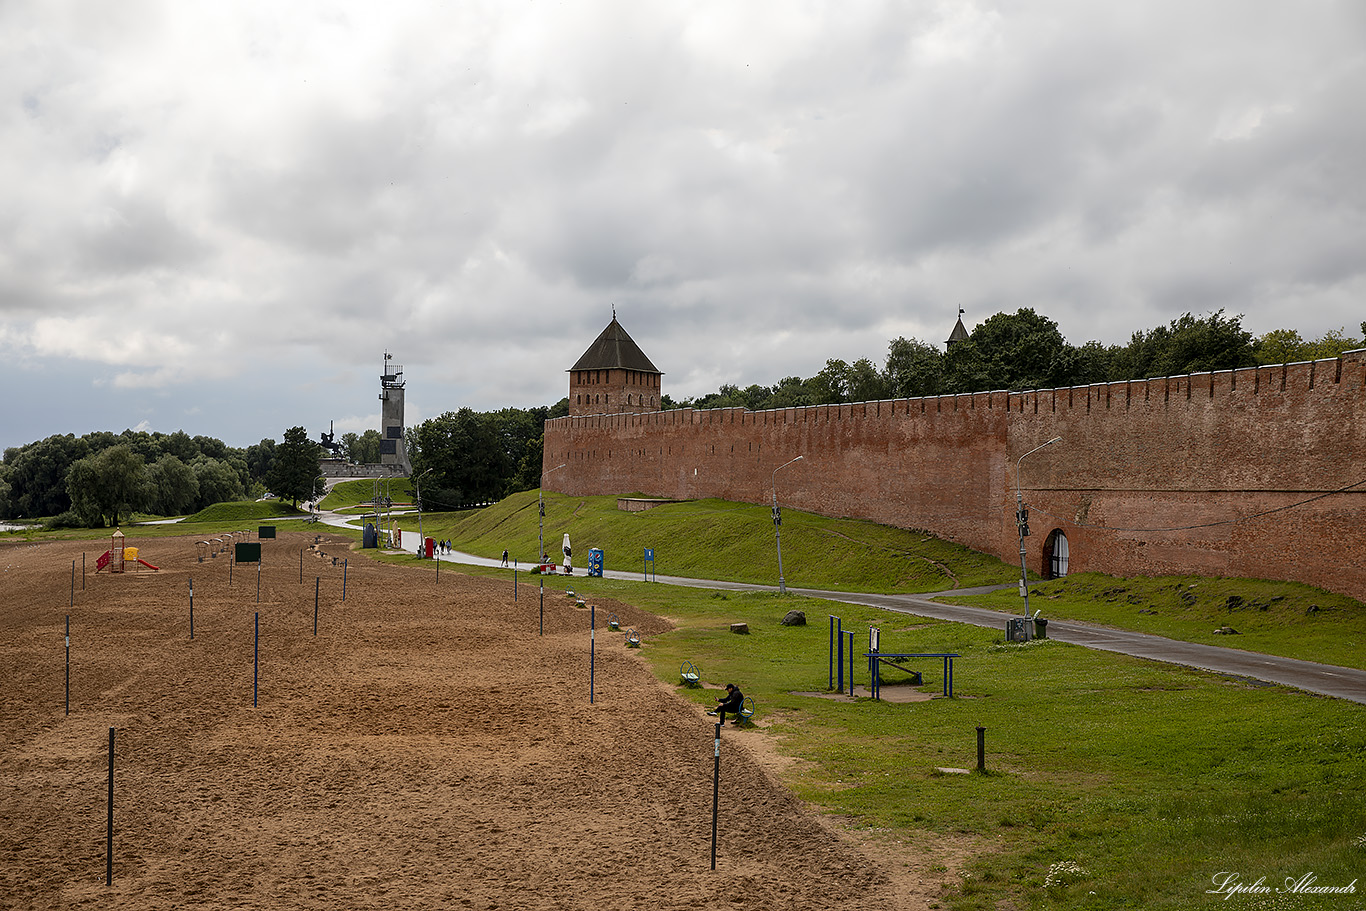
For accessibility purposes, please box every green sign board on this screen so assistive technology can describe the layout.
[258,525,276,539]
[235,542,262,563]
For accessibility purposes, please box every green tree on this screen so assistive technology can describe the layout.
[488,407,547,494]
[162,430,199,462]
[846,357,888,402]
[767,376,815,408]
[1064,339,1119,386]
[941,339,993,393]
[191,457,245,511]
[964,308,1071,391]
[245,439,276,483]
[809,359,851,404]
[144,455,199,516]
[410,409,511,508]
[884,337,944,398]
[3,434,90,518]
[1303,327,1364,360]
[342,429,382,464]
[65,444,145,526]
[264,427,324,508]
[1119,310,1256,377]
[1255,328,1307,364]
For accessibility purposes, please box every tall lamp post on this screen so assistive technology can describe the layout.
[539,463,567,567]
[413,469,433,557]
[1015,436,1061,640]
[771,455,804,594]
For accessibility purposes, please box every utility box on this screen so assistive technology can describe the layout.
[1006,617,1030,642]
[362,524,378,549]
[588,548,604,577]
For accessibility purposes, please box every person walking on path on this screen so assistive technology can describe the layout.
[501,549,509,567]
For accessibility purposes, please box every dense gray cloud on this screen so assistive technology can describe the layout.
[1,0,1363,450]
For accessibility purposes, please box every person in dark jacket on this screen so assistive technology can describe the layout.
[707,683,745,724]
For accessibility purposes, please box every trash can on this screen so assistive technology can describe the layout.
[1033,617,1048,639]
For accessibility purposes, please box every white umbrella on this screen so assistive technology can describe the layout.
[562,533,573,574]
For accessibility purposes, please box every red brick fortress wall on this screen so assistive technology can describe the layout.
[1013,353,1366,599]
[543,351,1366,600]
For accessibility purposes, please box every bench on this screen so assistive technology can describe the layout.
[680,661,701,687]
[737,696,756,725]
[864,652,961,699]
[625,628,641,648]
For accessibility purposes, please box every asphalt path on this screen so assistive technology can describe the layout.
[318,511,1366,705]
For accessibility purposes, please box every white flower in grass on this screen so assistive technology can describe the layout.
[1044,860,1090,888]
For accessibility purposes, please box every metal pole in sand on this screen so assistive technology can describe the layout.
[711,722,722,870]
[106,727,114,885]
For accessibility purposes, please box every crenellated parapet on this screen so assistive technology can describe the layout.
[545,349,1366,600]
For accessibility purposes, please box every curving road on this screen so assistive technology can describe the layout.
[316,510,1366,704]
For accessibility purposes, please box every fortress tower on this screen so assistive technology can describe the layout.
[378,352,411,474]
[568,315,663,416]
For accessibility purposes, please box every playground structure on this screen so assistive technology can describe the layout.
[680,661,701,687]
[95,530,159,573]
[195,531,250,562]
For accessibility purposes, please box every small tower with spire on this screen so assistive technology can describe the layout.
[568,313,663,416]
[946,308,969,350]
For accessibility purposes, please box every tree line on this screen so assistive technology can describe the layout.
[669,311,1366,411]
[407,405,566,511]
[0,426,334,527]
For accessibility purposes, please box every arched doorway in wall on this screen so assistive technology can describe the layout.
[1042,529,1069,579]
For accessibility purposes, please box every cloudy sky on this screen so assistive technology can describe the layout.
[3,1,1363,452]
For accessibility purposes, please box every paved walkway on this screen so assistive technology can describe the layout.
[317,512,1366,704]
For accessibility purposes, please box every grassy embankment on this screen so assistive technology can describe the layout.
[396,490,1366,910]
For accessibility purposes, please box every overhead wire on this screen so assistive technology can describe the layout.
[1027,476,1366,533]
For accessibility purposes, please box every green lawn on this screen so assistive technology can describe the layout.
[944,572,1366,671]
[430,565,1366,910]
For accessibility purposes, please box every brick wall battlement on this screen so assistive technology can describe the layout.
[543,350,1366,599]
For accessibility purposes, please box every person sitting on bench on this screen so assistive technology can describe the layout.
[707,683,745,724]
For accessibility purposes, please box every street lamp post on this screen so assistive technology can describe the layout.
[1015,437,1061,640]
[413,469,433,557]
[539,463,567,568]
[771,455,804,594]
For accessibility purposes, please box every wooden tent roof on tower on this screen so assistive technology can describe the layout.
[570,317,662,375]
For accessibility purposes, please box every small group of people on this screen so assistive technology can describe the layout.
[706,683,746,725]
[436,540,452,555]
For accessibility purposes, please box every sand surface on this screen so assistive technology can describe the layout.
[1,533,965,910]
